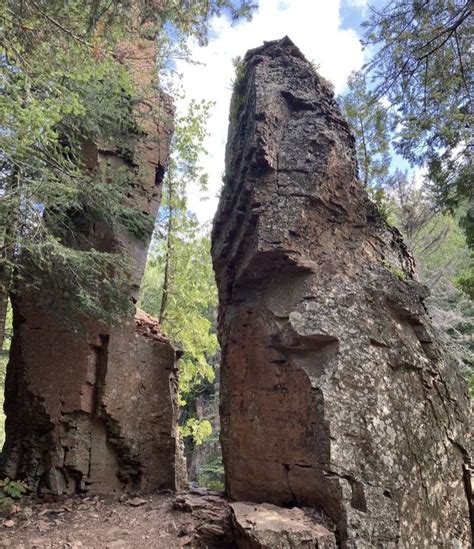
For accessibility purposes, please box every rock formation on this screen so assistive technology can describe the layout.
[1,28,186,494]
[173,489,336,548]
[3,304,185,494]
[212,37,472,546]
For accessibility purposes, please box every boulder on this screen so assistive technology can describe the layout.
[173,488,236,547]
[231,502,336,548]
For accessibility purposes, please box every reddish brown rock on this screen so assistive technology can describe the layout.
[1,25,186,495]
[212,37,472,546]
[3,305,184,494]
[231,502,336,549]
[172,489,335,548]
[173,488,236,547]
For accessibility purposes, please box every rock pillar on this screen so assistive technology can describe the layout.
[212,37,472,546]
[1,27,186,494]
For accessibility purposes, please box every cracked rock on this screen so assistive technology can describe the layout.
[1,31,186,495]
[212,36,472,546]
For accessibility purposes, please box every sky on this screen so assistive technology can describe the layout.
[171,0,372,223]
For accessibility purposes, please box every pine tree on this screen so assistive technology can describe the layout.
[339,70,393,216]
[362,0,473,244]
[339,71,392,190]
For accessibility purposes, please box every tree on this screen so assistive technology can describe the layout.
[362,0,473,243]
[0,300,12,446]
[1,0,147,344]
[339,70,394,217]
[388,169,473,393]
[339,71,392,190]
[139,220,218,444]
[139,98,218,445]
[156,99,211,322]
[0,0,255,348]
[156,0,255,46]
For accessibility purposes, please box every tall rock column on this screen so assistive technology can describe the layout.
[1,21,186,495]
[212,37,472,547]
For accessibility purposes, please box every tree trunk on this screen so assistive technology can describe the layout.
[0,289,9,352]
[159,177,173,325]
[0,169,19,350]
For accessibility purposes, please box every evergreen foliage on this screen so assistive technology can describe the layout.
[0,0,255,343]
[198,448,225,491]
[339,71,392,190]
[362,0,473,247]
[339,70,394,216]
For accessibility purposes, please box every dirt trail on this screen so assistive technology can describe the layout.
[0,492,212,548]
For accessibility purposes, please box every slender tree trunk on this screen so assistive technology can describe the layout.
[358,114,370,189]
[159,177,173,324]
[0,168,19,350]
[0,269,11,352]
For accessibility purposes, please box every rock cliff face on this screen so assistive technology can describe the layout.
[212,37,472,547]
[3,306,185,494]
[1,30,186,495]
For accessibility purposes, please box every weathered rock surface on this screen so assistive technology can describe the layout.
[172,489,335,548]
[212,37,472,546]
[231,502,336,548]
[1,488,336,548]
[173,488,236,547]
[2,304,185,494]
[1,27,186,494]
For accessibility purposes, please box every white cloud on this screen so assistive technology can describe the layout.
[171,0,366,224]
[344,0,369,9]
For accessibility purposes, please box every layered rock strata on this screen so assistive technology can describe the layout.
[212,37,472,546]
[1,24,186,494]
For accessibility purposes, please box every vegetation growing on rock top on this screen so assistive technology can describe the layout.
[0,0,256,346]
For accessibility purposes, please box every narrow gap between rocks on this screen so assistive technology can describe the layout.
[137,207,224,492]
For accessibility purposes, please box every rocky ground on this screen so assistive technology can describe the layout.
[0,489,337,548]
[0,489,227,548]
